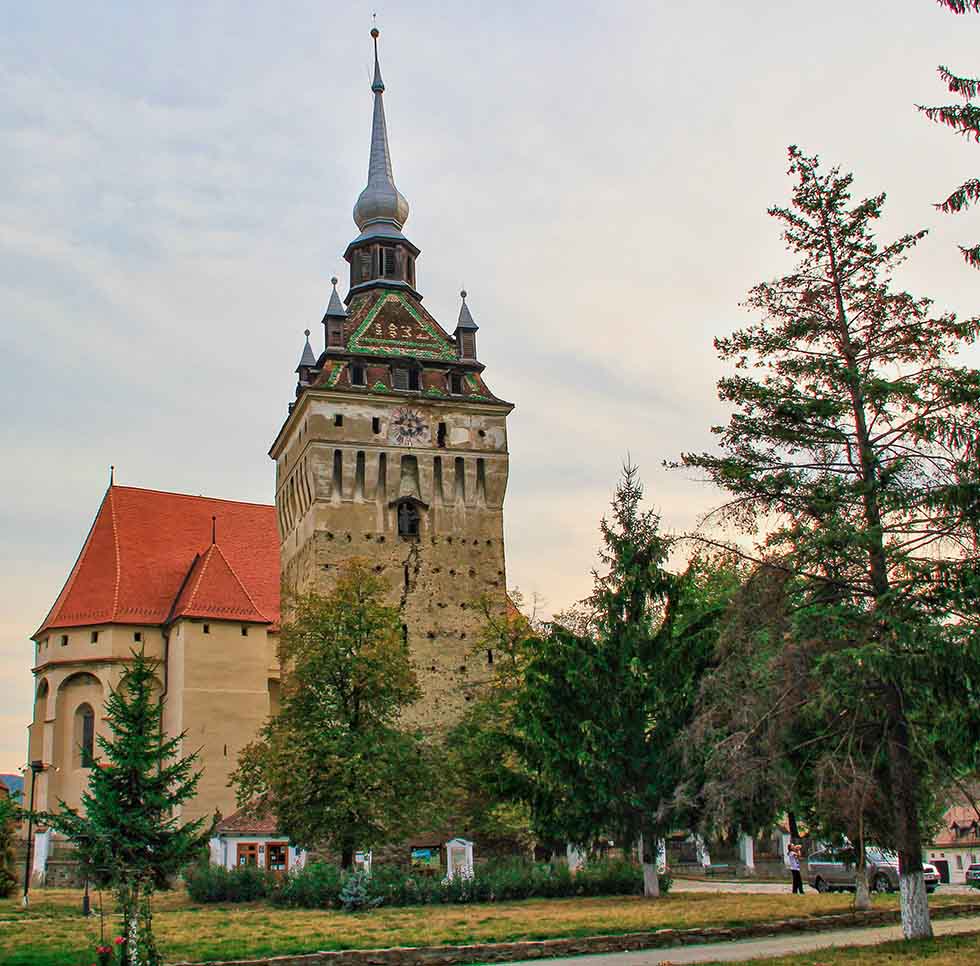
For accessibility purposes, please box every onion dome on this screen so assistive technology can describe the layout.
[352,28,410,234]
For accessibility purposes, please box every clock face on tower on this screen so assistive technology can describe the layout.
[388,407,431,447]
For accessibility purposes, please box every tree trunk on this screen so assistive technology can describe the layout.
[787,812,800,840]
[341,847,354,870]
[886,688,933,940]
[900,868,932,940]
[854,822,871,912]
[854,864,871,911]
[638,832,660,898]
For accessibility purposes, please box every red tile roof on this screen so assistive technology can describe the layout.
[932,804,980,847]
[36,485,279,637]
[216,805,281,836]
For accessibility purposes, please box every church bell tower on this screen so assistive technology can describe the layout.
[269,28,513,729]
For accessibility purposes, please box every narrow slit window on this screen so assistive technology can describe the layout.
[334,413,343,427]
[352,366,366,386]
[60,634,68,647]
[241,626,248,637]
[79,705,95,767]
[437,422,447,448]
[134,631,142,642]
[372,416,381,434]
[382,247,397,278]
[203,624,210,635]
[90,631,99,644]
[450,373,463,395]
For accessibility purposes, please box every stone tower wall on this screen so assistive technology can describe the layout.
[273,391,510,730]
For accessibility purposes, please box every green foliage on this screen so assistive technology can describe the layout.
[918,1,980,267]
[40,649,210,965]
[183,862,274,903]
[0,793,18,898]
[514,465,737,892]
[338,869,383,912]
[679,147,980,934]
[259,857,666,909]
[231,561,437,867]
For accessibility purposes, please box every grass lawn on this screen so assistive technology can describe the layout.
[701,929,980,965]
[0,888,968,966]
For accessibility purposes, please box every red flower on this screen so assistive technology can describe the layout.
[97,945,112,954]
[114,936,125,945]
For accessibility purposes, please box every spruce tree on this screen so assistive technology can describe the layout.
[516,464,734,896]
[918,0,980,267]
[681,147,980,939]
[42,650,209,966]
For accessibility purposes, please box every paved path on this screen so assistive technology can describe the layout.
[671,877,976,896]
[495,915,980,965]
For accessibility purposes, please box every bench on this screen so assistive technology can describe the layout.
[704,863,736,877]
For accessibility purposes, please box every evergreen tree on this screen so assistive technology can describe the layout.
[232,560,435,868]
[42,649,209,966]
[516,464,734,896]
[918,0,980,267]
[680,147,980,939]
[0,791,18,897]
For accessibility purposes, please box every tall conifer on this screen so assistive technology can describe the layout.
[681,147,980,939]
[42,650,208,966]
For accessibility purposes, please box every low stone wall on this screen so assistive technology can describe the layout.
[169,901,980,966]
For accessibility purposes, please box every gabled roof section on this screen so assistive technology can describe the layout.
[343,289,457,362]
[216,804,281,836]
[170,543,269,624]
[36,485,280,637]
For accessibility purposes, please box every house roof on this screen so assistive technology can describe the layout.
[216,805,281,837]
[932,804,980,848]
[36,485,279,637]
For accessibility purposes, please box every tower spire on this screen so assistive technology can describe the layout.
[352,26,410,234]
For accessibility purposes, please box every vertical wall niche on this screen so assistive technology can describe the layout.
[377,453,388,503]
[476,458,487,505]
[355,451,366,501]
[332,450,343,501]
[433,456,445,504]
[400,454,421,499]
[454,457,466,504]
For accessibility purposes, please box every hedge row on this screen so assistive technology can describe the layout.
[184,858,672,908]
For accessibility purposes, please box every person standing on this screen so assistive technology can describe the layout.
[788,843,804,894]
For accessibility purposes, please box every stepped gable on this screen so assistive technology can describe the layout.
[35,485,279,636]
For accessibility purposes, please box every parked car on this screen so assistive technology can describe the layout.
[807,847,940,893]
[966,863,980,886]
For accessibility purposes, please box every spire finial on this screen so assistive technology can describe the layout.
[109,465,115,486]
[371,24,384,93]
[352,23,410,233]
[211,515,217,545]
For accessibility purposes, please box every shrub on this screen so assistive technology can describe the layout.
[270,861,344,908]
[195,856,669,909]
[339,869,383,911]
[184,862,272,903]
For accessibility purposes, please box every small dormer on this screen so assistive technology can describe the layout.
[454,290,479,361]
[322,277,348,353]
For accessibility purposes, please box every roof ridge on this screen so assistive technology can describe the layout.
[209,542,269,621]
[34,487,113,638]
[111,484,274,510]
[107,486,122,621]
[181,545,213,614]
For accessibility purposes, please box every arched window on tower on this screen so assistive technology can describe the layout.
[75,703,95,768]
[397,501,420,538]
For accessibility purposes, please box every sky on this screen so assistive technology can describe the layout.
[1,0,978,774]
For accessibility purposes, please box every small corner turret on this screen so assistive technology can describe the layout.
[454,290,479,361]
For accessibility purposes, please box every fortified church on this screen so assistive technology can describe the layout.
[26,29,512,879]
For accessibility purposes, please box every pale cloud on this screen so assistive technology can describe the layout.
[2,0,979,771]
